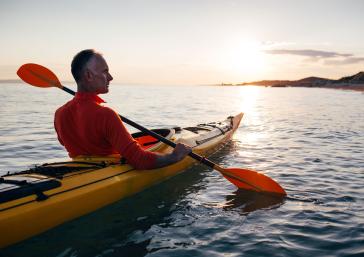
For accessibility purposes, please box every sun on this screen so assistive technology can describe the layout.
[222,40,266,79]
[233,42,265,72]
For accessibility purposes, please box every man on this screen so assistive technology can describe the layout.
[54,49,191,169]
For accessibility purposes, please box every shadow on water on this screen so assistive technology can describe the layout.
[223,189,285,214]
[210,141,286,214]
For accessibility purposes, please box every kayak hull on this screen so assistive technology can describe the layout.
[0,113,243,248]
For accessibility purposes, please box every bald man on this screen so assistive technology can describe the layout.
[54,49,191,169]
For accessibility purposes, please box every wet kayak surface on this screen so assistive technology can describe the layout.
[1,84,363,257]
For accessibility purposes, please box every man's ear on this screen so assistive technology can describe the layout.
[84,69,93,82]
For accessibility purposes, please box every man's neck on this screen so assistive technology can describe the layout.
[77,83,93,93]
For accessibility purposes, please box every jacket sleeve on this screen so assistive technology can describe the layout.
[103,108,157,170]
[54,110,64,146]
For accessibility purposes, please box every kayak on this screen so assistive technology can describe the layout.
[0,113,243,248]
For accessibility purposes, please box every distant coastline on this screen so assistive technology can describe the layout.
[0,79,76,85]
[0,79,21,83]
[221,71,364,92]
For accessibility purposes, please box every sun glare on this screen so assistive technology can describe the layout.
[238,85,260,114]
[237,86,264,144]
[221,40,266,79]
[234,42,264,71]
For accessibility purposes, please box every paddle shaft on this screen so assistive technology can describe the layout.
[59,86,218,169]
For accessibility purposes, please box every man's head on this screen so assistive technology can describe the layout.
[71,49,113,94]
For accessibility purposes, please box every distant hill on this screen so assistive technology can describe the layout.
[238,72,364,90]
[335,71,364,84]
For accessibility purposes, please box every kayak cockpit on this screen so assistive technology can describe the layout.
[132,128,174,150]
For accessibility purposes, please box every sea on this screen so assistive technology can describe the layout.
[0,84,363,257]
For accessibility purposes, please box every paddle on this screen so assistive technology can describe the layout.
[17,63,286,196]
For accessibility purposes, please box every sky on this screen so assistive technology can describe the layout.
[0,0,363,85]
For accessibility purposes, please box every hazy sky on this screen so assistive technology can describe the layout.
[1,0,363,84]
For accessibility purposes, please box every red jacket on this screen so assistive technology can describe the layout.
[54,92,157,169]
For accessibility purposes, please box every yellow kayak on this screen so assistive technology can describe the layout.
[0,113,243,248]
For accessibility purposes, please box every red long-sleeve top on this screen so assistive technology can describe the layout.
[54,92,157,169]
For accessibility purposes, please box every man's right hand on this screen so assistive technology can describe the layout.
[171,143,192,162]
[154,143,192,168]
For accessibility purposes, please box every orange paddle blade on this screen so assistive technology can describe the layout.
[17,63,62,88]
[221,168,286,196]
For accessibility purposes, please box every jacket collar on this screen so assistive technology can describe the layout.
[75,92,106,104]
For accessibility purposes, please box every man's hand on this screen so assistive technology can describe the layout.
[154,143,192,168]
[171,143,192,162]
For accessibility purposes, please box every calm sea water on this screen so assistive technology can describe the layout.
[0,84,363,257]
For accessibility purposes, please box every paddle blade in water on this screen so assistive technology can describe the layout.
[221,168,286,196]
[17,63,61,88]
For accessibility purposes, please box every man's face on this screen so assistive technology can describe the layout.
[85,55,113,94]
